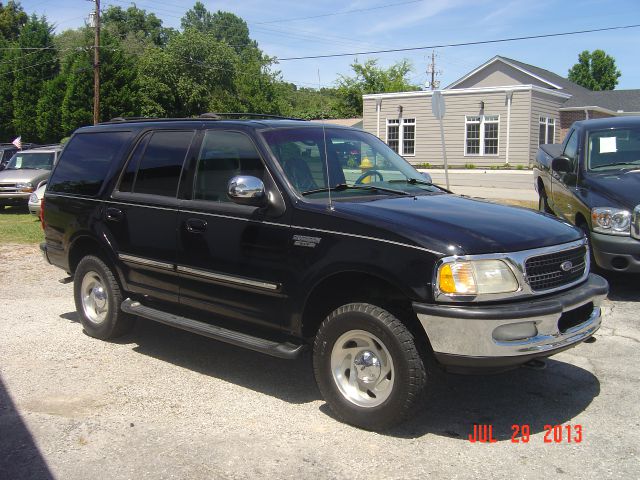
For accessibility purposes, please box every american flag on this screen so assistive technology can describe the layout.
[11,136,21,149]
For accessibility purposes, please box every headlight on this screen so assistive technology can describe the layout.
[29,193,38,203]
[16,182,34,193]
[437,259,519,296]
[591,207,631,236]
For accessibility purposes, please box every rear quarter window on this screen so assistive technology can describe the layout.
[48,131,132,196]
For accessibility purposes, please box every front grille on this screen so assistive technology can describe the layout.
[525,245,586,291]
[0,183,18,193]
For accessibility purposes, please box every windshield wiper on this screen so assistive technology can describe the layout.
[592,161,640,169]
[301,183,409,196]
[388,178,433,186]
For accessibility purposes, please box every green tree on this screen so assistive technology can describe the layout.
[0,1,27,41]
[36,72,66,142]
[62,30,140,131]
[0,37,17,138]
[138,28,237,117]
[181,2,214,33]
[181,3,253,53]
[210,11,254,53]
[12,14,57,141]
[336,59,418,117]
[231,48,286,113]
[102,5,173,47]
[568,49,621,91]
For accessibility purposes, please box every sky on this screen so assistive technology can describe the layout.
[19,0,640,90]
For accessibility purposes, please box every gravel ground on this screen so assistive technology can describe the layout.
[1,243,639,479]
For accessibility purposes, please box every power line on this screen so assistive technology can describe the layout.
[277,23,640,61]
[255,0,423,25]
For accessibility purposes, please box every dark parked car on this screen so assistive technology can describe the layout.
[534,116,640,272]
[42,115,607,430]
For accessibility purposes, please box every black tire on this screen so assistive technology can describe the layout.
[74,255,134,340]
[538,185,553,214]
[313,303,427,431]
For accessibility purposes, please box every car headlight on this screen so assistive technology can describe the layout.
[591,207,631,236]
[16,182,34,193]
[29,193,38,203]
[437,259,519,296]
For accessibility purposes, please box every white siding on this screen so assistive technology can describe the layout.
[363,90,533,167]
[530,90,565,162]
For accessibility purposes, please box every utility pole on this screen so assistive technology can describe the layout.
[92,0,100,125]
[426,50,441,90]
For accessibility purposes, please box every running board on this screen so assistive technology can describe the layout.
[121,299,305,359]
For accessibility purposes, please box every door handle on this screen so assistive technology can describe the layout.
[186,218,207,233]
[105,207,124,222]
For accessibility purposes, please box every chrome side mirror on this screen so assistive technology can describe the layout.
[228,175,266,206]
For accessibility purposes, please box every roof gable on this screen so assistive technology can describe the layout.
[446,56,589,96]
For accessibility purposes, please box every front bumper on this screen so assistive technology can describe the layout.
[413,274,608,371]
[0,192,30,204]
[591,232,640,273]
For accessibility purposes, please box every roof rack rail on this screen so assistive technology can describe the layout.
[100,113,307,125]
[199,112,306,121]
[107,116,152,123]
[28,143,61,148]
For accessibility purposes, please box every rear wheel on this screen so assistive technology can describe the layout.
[313,303,427,431]
[74,255,134,339]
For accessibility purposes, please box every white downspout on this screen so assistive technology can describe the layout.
[584,108,589,120]
[376,98,382,137]
[505,90,513,165]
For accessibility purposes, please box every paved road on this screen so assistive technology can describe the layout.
[419,169,537,202]
[1,244,638,480]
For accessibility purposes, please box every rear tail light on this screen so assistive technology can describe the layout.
[40,198,45,229]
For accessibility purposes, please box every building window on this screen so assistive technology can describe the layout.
[465,115,499,156]
[387,119,399,153]
[539,117,555,145]
[386,118,416,156]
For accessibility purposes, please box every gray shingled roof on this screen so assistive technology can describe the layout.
[496,56,640,112]
[560,89,640,112]
[497,56,592,96]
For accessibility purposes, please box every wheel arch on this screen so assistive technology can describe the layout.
[298,269,427,348]
[68,234,115,274]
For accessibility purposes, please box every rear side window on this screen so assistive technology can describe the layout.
[49,131,131,196]
[125,130,194,197]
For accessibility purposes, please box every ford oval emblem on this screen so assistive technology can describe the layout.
[560,261,573,272]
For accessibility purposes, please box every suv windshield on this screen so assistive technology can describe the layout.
[587,127,640,171]
[262,126,441,198]
[6,152,55,170]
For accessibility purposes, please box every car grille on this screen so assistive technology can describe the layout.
[524,246,587,291]
[0,183,18,193]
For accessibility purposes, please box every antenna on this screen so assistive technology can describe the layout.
[318,68,333,211]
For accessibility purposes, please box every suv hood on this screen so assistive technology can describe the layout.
[0,168,50,183]
[333,193,582,255]
[586,170,640,209]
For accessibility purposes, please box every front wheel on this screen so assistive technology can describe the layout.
[313,303,427,431]
[74,255,134,340]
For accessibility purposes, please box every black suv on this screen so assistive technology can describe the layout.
[42,116,608,430]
